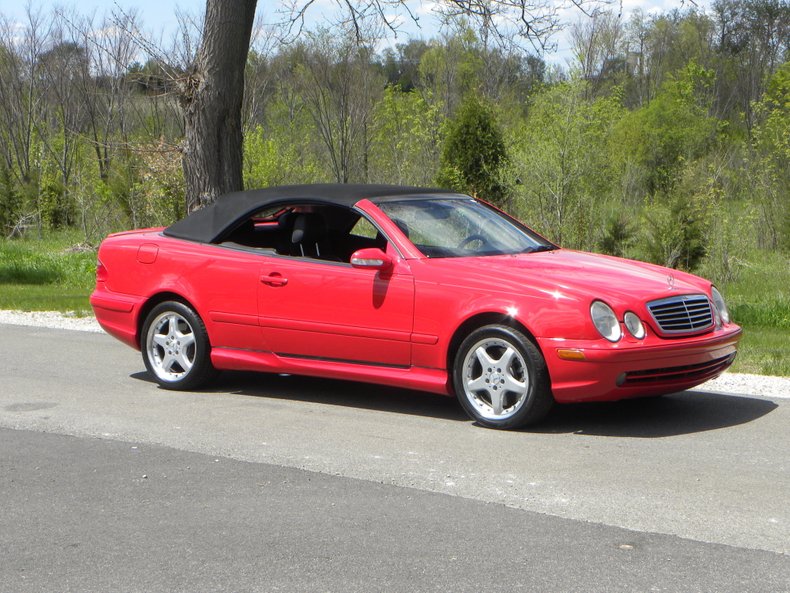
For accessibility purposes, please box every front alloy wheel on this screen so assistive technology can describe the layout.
[453,325,553,429]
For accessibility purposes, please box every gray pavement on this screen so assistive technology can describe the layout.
[1,323,789,591]
[2,428,788,593]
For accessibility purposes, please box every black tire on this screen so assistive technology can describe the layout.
[452,324,553,429]
[141,300,216,390]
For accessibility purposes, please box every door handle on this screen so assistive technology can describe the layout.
[260,274,288,287]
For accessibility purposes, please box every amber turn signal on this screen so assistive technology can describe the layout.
[557,348,586,361]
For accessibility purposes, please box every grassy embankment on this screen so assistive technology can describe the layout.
[719,250,790,376]
[1,230,787,376]
[0,230,96,315]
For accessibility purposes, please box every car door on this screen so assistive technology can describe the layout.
[257,254,415,367]
[190,244,268,351]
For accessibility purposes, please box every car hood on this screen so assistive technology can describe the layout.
[417,249,710,308]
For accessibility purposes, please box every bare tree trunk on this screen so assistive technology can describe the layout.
[181,0,257,212]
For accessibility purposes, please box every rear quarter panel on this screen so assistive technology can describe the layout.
[96,231,262,351]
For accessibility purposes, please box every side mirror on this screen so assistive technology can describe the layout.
[350,248,393,272]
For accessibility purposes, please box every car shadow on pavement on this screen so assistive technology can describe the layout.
[533,391,779,438]
[185,370,469,423]
[130,371,779,436]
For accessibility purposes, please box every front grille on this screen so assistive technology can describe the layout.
[647,294,713,336]
[621,353,736,386]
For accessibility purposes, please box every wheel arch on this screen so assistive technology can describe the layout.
[136,291,200,348]
[445,312,543,374]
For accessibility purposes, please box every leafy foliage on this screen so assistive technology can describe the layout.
[244,124,323,188]
[508,81,623,248]
[128,141,186,228]
[634,194,709,270]
[436,95,508,206]
[750,61,790,250]
[611,62,720,197]
[370,86,443,186]
[0,3,788,369]
[598,215,634,257]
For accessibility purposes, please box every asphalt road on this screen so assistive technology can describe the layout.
[1,323,789,592]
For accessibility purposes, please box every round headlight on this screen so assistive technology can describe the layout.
[591,301,622,342]
[711,286,730,325]
[624,311,645,339]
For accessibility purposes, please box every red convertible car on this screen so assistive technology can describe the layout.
[91,184,741,428]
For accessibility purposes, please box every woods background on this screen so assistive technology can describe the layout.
[0,0,787,285]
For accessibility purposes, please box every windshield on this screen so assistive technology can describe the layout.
[377,198,555,258]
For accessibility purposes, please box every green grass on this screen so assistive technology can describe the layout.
[730,327,790,376]
[718,250,790,377]
[0,284,92,313]
[1,231,788,375]
[722,250,790,330]
[0,230,96,315]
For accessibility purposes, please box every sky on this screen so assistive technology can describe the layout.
[1,0,708,64]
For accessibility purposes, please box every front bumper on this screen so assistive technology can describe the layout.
[537,324,742,403]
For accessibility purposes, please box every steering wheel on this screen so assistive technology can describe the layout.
[457,234,490,250]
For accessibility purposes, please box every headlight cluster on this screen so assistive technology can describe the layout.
[624,311,645,339]
[711,286,730,325]
[590,301,645,342]
[591,301,621,342]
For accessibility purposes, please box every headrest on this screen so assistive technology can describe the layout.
[291,213,326,244]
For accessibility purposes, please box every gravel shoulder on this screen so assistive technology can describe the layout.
[2,308,788,399]
[0,309,103,333]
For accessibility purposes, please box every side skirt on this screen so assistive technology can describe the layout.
[210,347,452,396]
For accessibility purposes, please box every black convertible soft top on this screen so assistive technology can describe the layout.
[163,183,458,243]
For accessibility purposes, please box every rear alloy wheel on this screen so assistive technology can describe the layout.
[142,301,215,390]
[453,325,553,429]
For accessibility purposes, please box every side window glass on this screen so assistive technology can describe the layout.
[350,217,379,239]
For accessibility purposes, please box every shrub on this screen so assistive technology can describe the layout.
[633,194,710,271]
[436,95,508,206]
[598,214,634,257]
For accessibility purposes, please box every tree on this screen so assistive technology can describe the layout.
[570,10,626,96]
[508,81,623,247]
[418,26,483,118]
[0,7,48,186]
[180,0,609,209]
[293,30,383,183]
[750,61,790,249]
[712,0,789,132]
[36,30,96,229]
[378,40,429,91]
[73,10,139,183]
[611,61,719,196]
[180,0,256,212]
[437,95,508,205]
[370,85,443,185]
